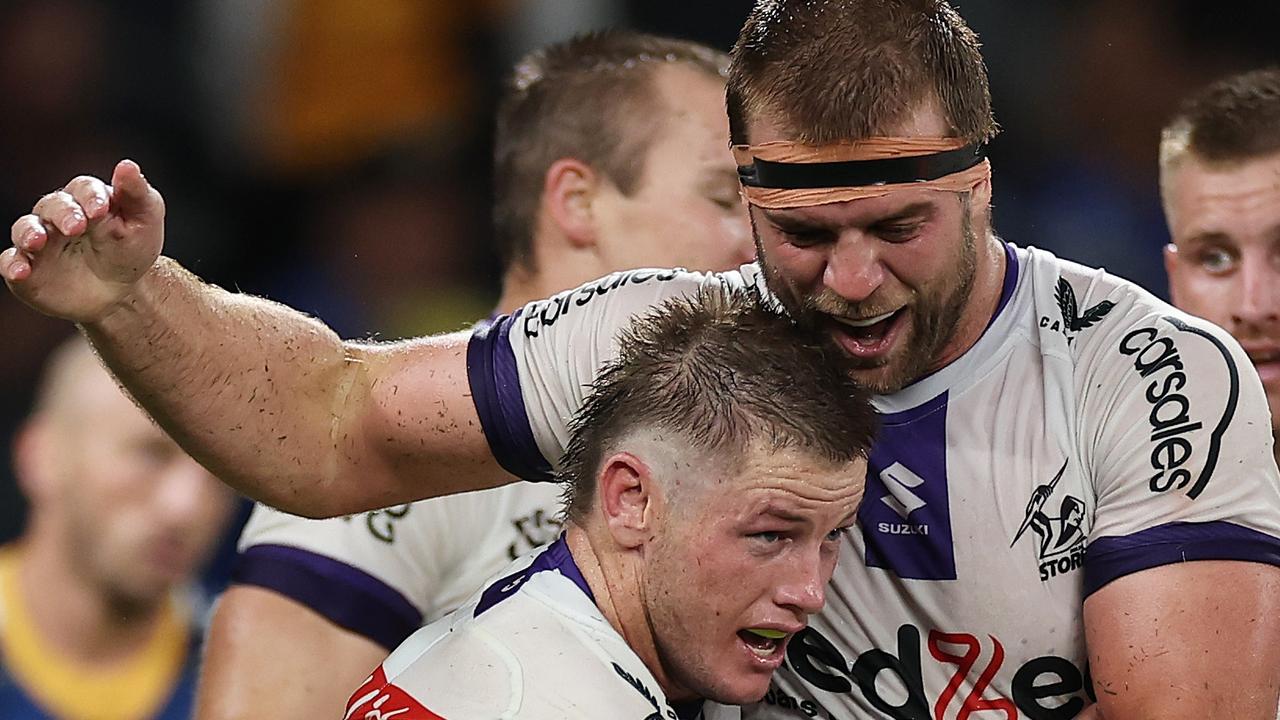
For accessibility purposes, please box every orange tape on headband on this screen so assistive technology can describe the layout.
[732,137,991,209]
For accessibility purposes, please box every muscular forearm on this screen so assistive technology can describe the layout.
[84,258,371,516]
[8,162,512,514]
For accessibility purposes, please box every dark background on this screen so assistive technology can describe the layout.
[2,1,1276,575]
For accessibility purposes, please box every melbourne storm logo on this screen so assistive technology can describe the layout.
[1040,277,1115,345]
[1011,459,1087,581]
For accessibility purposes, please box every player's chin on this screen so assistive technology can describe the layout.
[845,351,921,395]
[702,671,777,706]
[700,636,792,704]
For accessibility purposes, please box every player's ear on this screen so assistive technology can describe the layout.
[1163,243,1182,304]
[596,451,658,549]
[542,158,600,250]
[11,419,58,505]
[968,174,992,224]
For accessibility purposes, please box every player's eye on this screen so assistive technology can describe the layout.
[750,531,783,544]
[825,526,852,543]
[875,223,921,243]
[709,194,740,211]
[781,228,834,248]
[133,437,178,467]
[1197,247,1236,274]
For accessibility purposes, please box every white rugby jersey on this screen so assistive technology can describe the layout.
[466,245,1280,720]
[235,482,561,650]
[344,536,704,720]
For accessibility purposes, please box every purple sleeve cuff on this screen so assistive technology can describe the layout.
[233,544,423,650]
[466,312,555,481]
[1083,520,1280,597]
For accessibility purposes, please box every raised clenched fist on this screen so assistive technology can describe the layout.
[3,159,166,323]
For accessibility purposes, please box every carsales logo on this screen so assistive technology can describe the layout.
[774,625,1092,720]
[1116,318,1238,500]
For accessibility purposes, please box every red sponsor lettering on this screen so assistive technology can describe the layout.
[927,631,1018,720]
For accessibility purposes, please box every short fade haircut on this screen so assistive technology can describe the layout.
[1160,67,1280,170]
[726,0,997,146]
[493,31,730,272]
[560,285,878,523]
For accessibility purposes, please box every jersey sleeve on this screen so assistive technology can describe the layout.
[233,502,447,650]
[1077,307,1280,596]
[467,266,760,480]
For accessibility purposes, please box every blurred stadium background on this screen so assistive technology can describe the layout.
[1,0,1276,581]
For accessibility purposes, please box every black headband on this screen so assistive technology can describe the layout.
[737,143,986,189]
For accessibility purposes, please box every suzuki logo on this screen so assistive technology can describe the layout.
[880,462,927,519]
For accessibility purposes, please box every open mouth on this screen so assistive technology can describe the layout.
[828,309,905,359]
[737,628,790,660]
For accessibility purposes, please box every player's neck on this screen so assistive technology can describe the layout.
[16,523,166,664]
[565,524,698,703]
[924,230,1008,375]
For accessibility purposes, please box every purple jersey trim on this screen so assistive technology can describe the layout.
[1083,520,1280,597]
[474,534,594,617]
[233,544,423,650]
[467,310,555,482]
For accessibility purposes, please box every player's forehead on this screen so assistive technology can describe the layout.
[1166,152,1280,243]
[741,100,965,228]
[743,97,953,146]
[758,187,950,229]
[702,448,865,523]
[640,65,734,167]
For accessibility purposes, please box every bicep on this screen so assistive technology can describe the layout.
[1083,560,1280,719]
[343,331,516,510]
[194,586,388,720]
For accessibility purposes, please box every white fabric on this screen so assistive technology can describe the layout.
[238,481,562,625]
[346,543,691,720]
[490,246,1280,719]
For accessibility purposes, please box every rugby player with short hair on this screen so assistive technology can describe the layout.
[7,2,1280,718]
[0,337,236,719]
[346,288,876,719]
[194,31,753,720]
[1162,67,1280,466]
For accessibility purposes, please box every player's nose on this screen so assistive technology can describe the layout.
[822,231,885,303]
[1231,258,1280,328]
[774,549,827,615]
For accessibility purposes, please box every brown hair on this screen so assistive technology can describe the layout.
[560,285,878,523]
[493,30,729,272]
[1161,67,1280,168]
[726,0,997,146]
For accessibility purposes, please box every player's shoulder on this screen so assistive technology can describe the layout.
[357,615,518,719]
[489,584,676,718]
[1018,245,1243,370]
[381,570,668,719]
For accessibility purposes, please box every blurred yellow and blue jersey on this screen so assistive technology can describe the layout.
[0,548,199,720]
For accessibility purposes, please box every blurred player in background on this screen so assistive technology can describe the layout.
[348,288,876,719]
[1162,67,1280,464]
[195,30,752,720]
[0,337,235,719]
